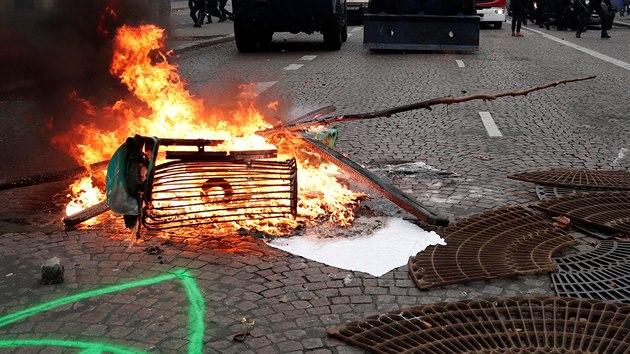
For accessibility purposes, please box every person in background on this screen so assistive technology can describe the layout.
[188,0,199,26]
[511,0,528,36]
[195,0,223,26]
[576,0,612,38]
[218,0,234,21]
[611,0,623,15]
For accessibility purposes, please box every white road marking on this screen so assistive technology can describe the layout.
[456,60,465,68]
[479,111,503,137]
[351,27,362,32]
[299,55,318,61]
[348,33,353,37]
[252,81,278,95]
[519,24,630,71]
[283,64,304,71]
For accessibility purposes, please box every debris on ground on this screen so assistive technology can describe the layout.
[552,215,572,229]
[144,245,163,255]
[41,257,64,285]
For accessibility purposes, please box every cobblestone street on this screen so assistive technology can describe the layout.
[1,3,630,353]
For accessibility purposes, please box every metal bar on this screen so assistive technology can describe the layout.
[297,132,449,226]
[165,149,277,161]
[62,200,110,227]
[157,138,224,147]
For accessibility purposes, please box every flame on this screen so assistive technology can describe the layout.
[57,24,363,235]
[65,174,106,217]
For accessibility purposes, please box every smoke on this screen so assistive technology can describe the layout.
[0,0,157,149]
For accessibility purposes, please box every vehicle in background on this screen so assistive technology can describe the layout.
[232,0,348,52]
[347,0,368,24]
[476,0,507,28]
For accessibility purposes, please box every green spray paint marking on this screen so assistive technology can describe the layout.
[0,268,205,353]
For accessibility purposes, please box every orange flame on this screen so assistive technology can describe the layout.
[59,24,363,235]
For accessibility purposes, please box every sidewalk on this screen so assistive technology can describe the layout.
[168,1,235,54]
[613,13,630,28]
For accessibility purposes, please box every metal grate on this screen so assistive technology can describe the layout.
[143,159,298,230]
[552,240,630,303]
[327,296,630,354]
[532,191,630,234]
[408,206,577,289]
[508,168,630,190]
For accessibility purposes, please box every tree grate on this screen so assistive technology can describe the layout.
[532,191,630,235]
[327,296,630,354]
[408,206,577,290]
[508,168,630,190]
[552,240,630,303]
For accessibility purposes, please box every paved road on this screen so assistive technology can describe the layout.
[0,17,629,354]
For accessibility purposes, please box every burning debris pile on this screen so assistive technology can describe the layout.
[54,24,364,236]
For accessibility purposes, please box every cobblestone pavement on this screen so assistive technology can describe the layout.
[1,15,630,354]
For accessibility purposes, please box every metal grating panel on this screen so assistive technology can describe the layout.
[508,168,630,190]
[532,191,630,234]
[408,206,577,289]
[143,159,298,230]
[327,296,630,354]
[552,240,630,303]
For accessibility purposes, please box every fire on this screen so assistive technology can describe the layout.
[57,24,363,235]
[65,173,106,217]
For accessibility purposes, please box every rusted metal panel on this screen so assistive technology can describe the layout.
[328,296,630,354]
[408,206,576,289]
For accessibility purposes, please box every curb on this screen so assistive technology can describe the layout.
[170,34,235,54]
[613,20,630,28]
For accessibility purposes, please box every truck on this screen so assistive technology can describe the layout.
[476,0,507,29]
[363,0,480,51]
[232,0,348,52]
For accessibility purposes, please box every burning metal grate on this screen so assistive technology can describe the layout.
[532,191,630,234]
[102,136,300,231]
[143,159,297,230]
[508,168,630,190]
[408,206,577,289]
[327,296,630,353]
[552,240,630,303]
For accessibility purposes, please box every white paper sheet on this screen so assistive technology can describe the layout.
[266,218,445,277]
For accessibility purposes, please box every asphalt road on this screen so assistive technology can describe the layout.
[0,20,629,354]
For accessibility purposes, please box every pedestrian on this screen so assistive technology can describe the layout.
[194,0,222,26]
[575,0,612,38]
[218,0,234,21]
[611,0,623,15]
[188,0,199,26]
[511,0,528,36]
[618,0,628,16]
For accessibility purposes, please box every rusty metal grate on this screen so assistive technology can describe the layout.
[532,191,630,235]
[552,240,630,303]
[327,296,630,354]
[143,159,298,230]
[408,206,577,290]
[508,168,630,190]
